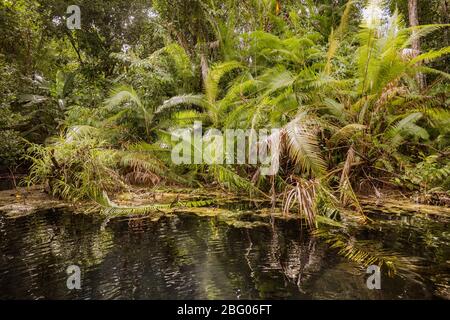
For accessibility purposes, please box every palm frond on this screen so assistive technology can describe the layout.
[325,0,354,74]
[163,43,193,79]
[104,85,142,108]
[205,61,243,103]
[338,146,365,219]
[156,94,210,114]
[210,164,266,196]
[284,113,327,177]
[329,124,366,146]
[402,24,450,49]
[178,199,216,207]
[385,112,429,149]
[409,46,450,65]
[282,177,340,229]
[65,125,100,142]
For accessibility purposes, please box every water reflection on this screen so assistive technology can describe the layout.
[0,209,446,299]
[0,211,112,299]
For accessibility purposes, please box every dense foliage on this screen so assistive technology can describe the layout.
[1,0,449,223]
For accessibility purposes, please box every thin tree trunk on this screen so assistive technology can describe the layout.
[443,1,449,47]
[65,30,84,65]
[8,168,17,190]
[408,0,425,89]
[200,51,209,89]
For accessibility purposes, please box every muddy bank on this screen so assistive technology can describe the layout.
[359,196,450,217]
[0,186,74,218]
[1,186,449,221]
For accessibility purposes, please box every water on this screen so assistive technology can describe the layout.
[0,208,448,299]
[0,179,14,191]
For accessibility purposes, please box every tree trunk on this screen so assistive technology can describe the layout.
[408,0,425,89]
[200,51,209,90]
[442,1,449,47]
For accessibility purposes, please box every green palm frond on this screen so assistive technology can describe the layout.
[111,43,192,80]
[284,113,327,177]
[385,112,429,149]
[64,125,100,142]
[178,199,216,207]
[247,30,282,53]
[402,24,450,49]
[417,66,450,79]
[120,152,167,176]
[55,71,75,99]
[218,77,261,116]
[409,46,450,66]
[322,98,349,122]
[205,61,243,103]
[210,164,266,196]
[171,110,207,125]
[157,94,210,114]
[104,85,153,135]
[104,85,143,108]
[96,191,169,216]
[325,0,354,74]
[329,124,366,146]
[223,101,254,128]
[422,107,450,129]
[263,68,296,94]
[163,43,193,79]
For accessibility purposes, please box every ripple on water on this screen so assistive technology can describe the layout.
[0,209,447,299]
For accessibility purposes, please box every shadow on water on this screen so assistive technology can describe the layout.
[0,207,447,299]
[0,179,15,192]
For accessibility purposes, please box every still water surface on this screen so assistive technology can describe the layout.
[0,208,448,299]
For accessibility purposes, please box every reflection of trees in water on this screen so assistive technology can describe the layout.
[178,216,331,299]
[1,212,439,299]
[92,215,310,299]
[0,211,113,299]
[244,219,327,297]
[278,234,324,292]
[0,212,344,299]
[0,214,435,300]
[90,215,224,299]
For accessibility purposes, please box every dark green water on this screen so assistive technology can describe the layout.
[0,208,448,299]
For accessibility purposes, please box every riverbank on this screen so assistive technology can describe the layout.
[1,185,449,219]
[0,186,72,217]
